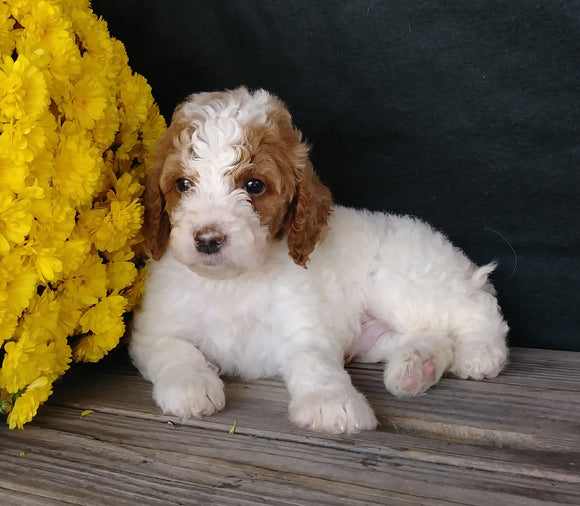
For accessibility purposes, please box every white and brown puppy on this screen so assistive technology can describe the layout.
[130,87,508,433]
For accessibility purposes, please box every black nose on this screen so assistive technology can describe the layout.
[194,227,226,254]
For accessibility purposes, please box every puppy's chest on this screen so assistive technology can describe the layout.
[169,267,358,376]
[187,287,271,336]
[180,280,288,374]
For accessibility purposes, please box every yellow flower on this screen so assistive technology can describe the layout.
[110,37,129,75]
[0,337,31,393]
[109,171,144,202]
[80,198,143,253]
[79,295,126,335]
[61,74,108,129]
[123,264,148,312]
[28,149,56,190]
[4,185,62,284]
[76,205,106,239]
[20,290,61,340]
[119,70,153,127]
[0,322,70,394]
[72,325,124,363]
[0,2,15,55]
[6,376,53,429]
[0,113,54,164]
[71,7,113,61]
[0,190,34,254]
[106,245,136,262]
[73,295,127,362]
[62,0,91,12]
[57,236,91,278]
[55,294,82,337]
[18,183,45,200]
[0,119,42,164]
[0,307,19,346]
[4,0,27,16]
[58,254,107,307]
[52,132,103,205]
[107,260,138,294]
[0,55,49,122]
[91,99,119,150]
[0,155,29,193]
[113,122,139,162]
[141,106,167,153]
[24,243,63,283]
[30,192,76,246]
[17,29,83,99]
[19,290,73,381]
[42,35,82,94]
[0,249,38,321]
[135,108,167,181]
[18,0,73,54]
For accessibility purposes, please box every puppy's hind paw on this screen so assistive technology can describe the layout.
[153,372,226,419]
[384,350,443,397]
[452,343,508,380]
[289,388,377,434]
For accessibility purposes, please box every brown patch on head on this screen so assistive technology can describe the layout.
[231,125,298,240]
[143,112,193,260]
[233,94,333,267]
[158,159,199,216]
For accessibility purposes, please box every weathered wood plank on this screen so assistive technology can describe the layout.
[0,347,578,505]
[0,408,416,505]
[48,347,580,455]
[0,490,79,506]
[1,406,578,506]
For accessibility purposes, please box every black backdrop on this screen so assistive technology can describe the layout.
[92,0,580,351]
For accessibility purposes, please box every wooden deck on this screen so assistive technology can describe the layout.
[1,347,578,505]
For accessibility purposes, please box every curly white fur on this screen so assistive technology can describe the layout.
[130,87,509,434]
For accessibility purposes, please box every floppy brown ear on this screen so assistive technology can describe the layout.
[143,123,181,260]
[287,160,333,267]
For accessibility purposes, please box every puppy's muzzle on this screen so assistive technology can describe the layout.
[194,226,226,254]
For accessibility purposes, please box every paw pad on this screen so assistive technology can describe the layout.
[385,351,440,397]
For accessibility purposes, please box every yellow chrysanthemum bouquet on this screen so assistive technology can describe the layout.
[0,0,166,428]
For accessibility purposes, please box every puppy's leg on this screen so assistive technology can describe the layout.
[355,324,453,397]
[129,333,225,419]
[283,342,377,434]
[450,297,509,380]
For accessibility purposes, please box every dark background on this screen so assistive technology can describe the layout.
[92,0,580,351]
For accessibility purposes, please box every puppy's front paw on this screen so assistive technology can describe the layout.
[152,372,225,419]
[452,343,508,380]
[289,388,377,434]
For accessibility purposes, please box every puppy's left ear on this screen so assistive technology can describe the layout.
[287,160,333,267]
[143,139,171,261]
[143,119,185,260]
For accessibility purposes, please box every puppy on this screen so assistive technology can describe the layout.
[130,87,509,433]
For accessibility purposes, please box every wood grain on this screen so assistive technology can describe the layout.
[0,347,578,505]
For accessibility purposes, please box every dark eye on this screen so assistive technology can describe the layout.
[176,178,193,193]
[244,178,265,195]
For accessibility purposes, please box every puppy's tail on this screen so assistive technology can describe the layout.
[471,262,498,295]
